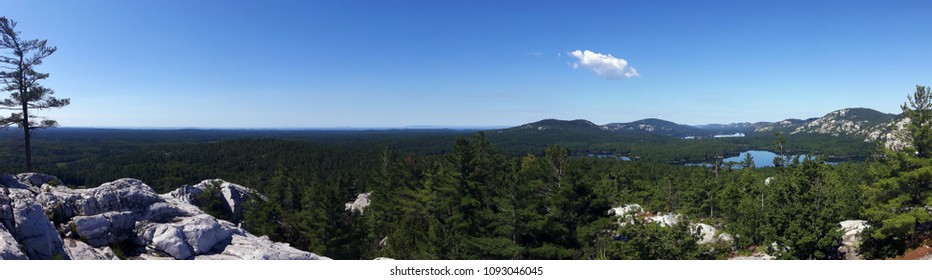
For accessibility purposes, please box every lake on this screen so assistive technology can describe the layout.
[687,150,839,168]
[585,153,631,161]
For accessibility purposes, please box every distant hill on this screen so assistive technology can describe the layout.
[789,108,897,136]
[743,108,904,146]
[504,119,601,132]
[694,122,768,133]
[604,118,703,137]
[488,118,669,155]
[492,107,906,151]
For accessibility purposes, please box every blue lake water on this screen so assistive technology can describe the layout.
[585,153,631,161]
[723,150,785,167]
[689,150,838,168]
[586,150,842,167]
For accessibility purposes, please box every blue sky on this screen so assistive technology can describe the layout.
[3,0,932,128]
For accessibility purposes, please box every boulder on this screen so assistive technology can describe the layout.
[179,214,231,254]
[9,195,68,259]
[136,214,231,259]
[138,223,193,259]
[695,223,718,244]
[0,223,27,260]
[62,238,118,260]
[345,192,371,214]
[70,211,136,247]
[0,174,328,260]
[195,221,329,260]
[0,174,38,192]
[17,173,61,188]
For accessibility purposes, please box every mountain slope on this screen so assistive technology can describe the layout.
[506,119,602,132]
[487,107,907,158]
[791,108,897,137]
[604,118,703,137]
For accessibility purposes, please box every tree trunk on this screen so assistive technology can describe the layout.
[22,100,32,172]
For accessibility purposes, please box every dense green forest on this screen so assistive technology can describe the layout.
[15,131,914,260]
[0,94,929,259]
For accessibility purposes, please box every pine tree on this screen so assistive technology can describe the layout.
[902,85,932,157]
[0,17,70,171]
[860,85,932,258]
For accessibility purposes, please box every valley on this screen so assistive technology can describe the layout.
[2,105,926,260]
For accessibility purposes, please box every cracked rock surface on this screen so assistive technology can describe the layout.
[0,174,328,260]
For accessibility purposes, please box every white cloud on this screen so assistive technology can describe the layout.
[568,49,639,79]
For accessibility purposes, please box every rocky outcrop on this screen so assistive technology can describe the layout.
[791,108,896,138]
[62,238,118,260]
[1,174,327,260]
[195,220,327,260]
[608,204,643,226]
[609,204,732,246]
[608,204,642,217]
[166,179,259,223]
[7,189,67,259]
[838,220,869,260]
[647,213,680,227]
[869,117,910,150]
[345,192,371,214]
[694,223,733,245]
[70,211,135,247]
[0,223,27,259]
[136,214,232,259]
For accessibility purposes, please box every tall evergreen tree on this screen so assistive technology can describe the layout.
[902,85,932,157]
[860,85,932,258]
[0,17,70,171]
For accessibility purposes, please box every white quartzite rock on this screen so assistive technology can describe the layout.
[136,214,231,259]
[695,223,718,245]
[838,220,869,260]
[647,213,680,227]
[608,204,643,217]
[10,196,67,259]
[610,204,733,246]
[139,222,193,259]
[166,179,257,222]
[0,223,27,260]
[194,221,329,260]
[37,178,162,220]
[1,174,328,260]
[345,192,371,214]
[62,238,118,260]
[70,211,136,247]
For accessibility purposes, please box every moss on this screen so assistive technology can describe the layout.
[110,245,126,260]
